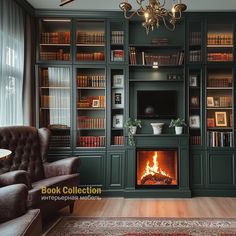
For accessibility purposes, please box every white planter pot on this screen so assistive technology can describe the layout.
[151,123,164,135]
[130,126,137,135]
[175,126,183,135]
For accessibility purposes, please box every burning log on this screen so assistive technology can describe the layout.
[141,171,172,185]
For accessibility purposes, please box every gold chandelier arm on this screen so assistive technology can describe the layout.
[123,10,139,20]
[159,0,166,8]
[161,15,175,31]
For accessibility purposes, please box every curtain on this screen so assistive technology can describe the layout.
[48,67,70,128]
[0,0,24,126]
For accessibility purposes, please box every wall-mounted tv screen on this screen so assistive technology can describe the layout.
[137,90,177,119]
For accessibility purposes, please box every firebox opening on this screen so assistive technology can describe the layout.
[136,149,178,189]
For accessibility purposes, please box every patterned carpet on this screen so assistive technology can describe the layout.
[45,217,236,236]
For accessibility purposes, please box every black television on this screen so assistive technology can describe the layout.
[137,90,177,119]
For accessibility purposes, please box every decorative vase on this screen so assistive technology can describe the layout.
[150,123,164,135]
[130,126,137,135]
[175,126,183,135]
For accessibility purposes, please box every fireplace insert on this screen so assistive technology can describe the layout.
[136,149,178,189]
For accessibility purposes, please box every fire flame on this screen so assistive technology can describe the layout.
[141,152,170,180]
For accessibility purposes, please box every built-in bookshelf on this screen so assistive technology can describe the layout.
[39,19,71,61]
[76,67,106,148]
[38,66,71,148]
[76,21,105,62]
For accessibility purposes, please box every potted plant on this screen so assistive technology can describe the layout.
[125,118,142,146]
[169,118,187,135]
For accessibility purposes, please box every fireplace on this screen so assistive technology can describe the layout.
[136,149,178,188]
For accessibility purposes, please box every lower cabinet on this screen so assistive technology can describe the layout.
[106,151,125,189]
[77,153,105,187]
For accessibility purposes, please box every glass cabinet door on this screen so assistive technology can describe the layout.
[39,66,71,148]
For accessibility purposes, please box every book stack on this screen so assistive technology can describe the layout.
[40,50,70,61]
[78,117,105,129]
[207,131,233,147]
[207,34,233,45]
[41,69,49,86]
[190,136,201,145]
[77,75,105,87]
[41,32,70,44]
[77,96,105,108]
[189,50,201,62]
[190,32,201,45]
[76,52,105,61]
[111,50,124,61]
[208,53,233,62]
[208,78,232,87]
[219,96,232,107]
[151,37,168,45]
[77,32,104,44]
[111,31,124,44]
[79,136,105,147]
[50,135,70,147]
[129,47,137,65]
[41,95,70,108]
[113,136,124,145]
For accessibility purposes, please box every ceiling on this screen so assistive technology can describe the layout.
[26,0,236,11]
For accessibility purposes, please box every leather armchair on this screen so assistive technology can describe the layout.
[0,126,80,218]
[0,184,41,236]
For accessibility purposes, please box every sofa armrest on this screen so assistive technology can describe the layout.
[0,170,30,188]
[43,157,80,178]
[0,184,28,223]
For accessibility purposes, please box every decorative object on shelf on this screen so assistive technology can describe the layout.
[189,115,200,129]
[189,75,198,87]
[113,115,124,128]
[215,112,227,127]
[125,118,142,146]
[190,96,200,108]
[169,118,186,135]
[207,97,214,107]
[112,89,124,108]
[150,123,164,135]
[59,0,74,6]
[119,0,187,33]
[207,118,215,128]
[113,75,124,88]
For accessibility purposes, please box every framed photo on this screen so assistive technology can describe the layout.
[214,97,220,107]
[112,89,124,108]
[207,97,214,107]
[190,96,199,107]
[207,118,215,128]
[92,99,100,108]
[113,75,124,88]
[189,115,200,128]
[215,112,227,127]
[189,75,198,87]
[112,115,123,128]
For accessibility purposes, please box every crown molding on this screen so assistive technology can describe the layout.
[15,0,35,15]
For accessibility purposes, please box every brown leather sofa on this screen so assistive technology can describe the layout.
[0,184,42,236]
[0,126,80,218]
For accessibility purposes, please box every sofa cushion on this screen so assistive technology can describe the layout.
[28,173,79,208]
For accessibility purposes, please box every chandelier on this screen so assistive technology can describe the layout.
[119,0,187,33]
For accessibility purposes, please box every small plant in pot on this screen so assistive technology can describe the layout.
[125,118,142,146]
[169,118,187,135]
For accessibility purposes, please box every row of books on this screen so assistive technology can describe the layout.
[207,53,233,62]
[78,136,105,147]
[213,96,232,107]
[77,32,105,44]
[189,50,201,62]
[207,34,233,45]
[189,32,201,45]
[207,131,233,147]
[76,52,105,61]
[111,31,124,44]
[77,75,105,88]
[41,32,70,44]
[207,78,232,87]
[77,96,105,108]
[40,51,70,61]
[190,135,201,145]
[111,50,124,62]
[112,136,124,146]
[151,37,168,45]
[41,95,70,108]
[50,135,70,147]
[78,117,105,129]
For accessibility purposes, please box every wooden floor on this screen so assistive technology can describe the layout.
[70,197,236,218]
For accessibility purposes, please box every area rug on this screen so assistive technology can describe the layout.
[45,217,236,236]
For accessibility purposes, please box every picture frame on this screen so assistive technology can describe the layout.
[113,75,124,88]
[189,115,200,128]
[189,75,198,87]
[207,97,214,107]
[215,112,227,127]
[92,99,100,108]
[112,89,124,108]
[190,96,199,108]
[214,97,220,107]
[207,118,215,128]
[112,115,123,128]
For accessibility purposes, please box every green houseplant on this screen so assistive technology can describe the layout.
[169,118,187,135]
[125,118,142,146]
